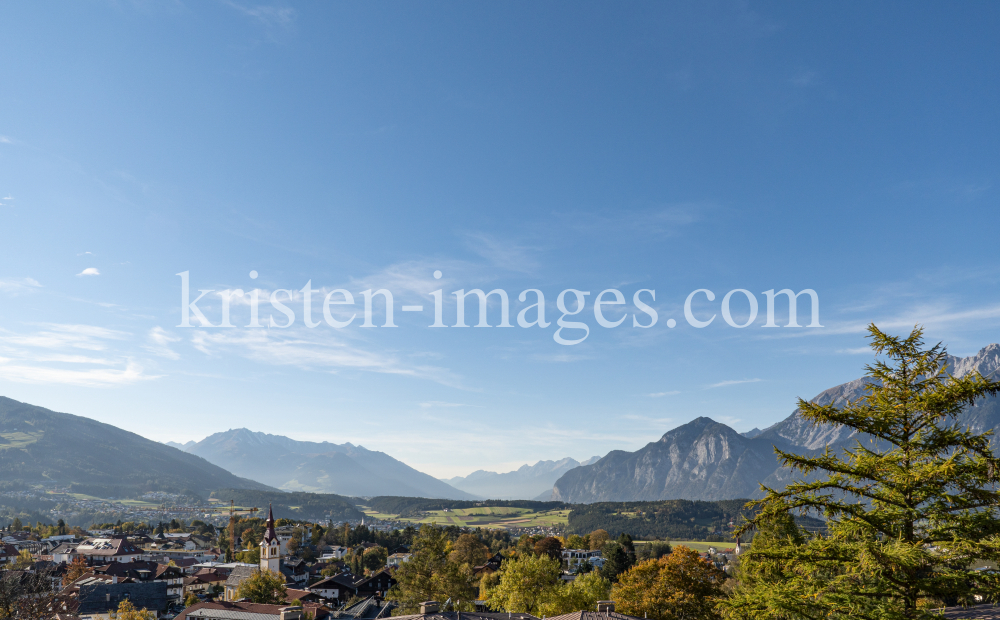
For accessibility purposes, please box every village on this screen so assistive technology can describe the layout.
[0,504,743,620]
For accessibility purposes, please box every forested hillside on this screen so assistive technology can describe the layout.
[213,488,363,521]
[567,499,755,540]
[0,397,272,497]
[366,496,567,517]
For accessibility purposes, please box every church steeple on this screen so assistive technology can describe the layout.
[259,503,282,573]
[262,503,277,544]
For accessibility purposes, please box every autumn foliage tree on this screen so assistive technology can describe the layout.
[110,599,155,620]
[612,546,726,620]
[235,569,288,605]
[483,553,562,615]
[449,534,489,567]
[534,536,563,560]
[63,556,90,585]
[387,526,476,614]
[588,529,609,550]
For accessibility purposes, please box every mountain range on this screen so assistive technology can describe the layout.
[442,456,600,500]
[0,396,270,497]
[550,343,1000,503]
[168,429,478,500]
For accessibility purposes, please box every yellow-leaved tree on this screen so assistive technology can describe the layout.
[110,599,155,620]
[612,546,726,620]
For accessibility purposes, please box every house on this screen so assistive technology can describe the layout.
[560,549,602,571]
[280,556,309,585]
[182,573,215,597]
[354,568,396,598]
[75,581,168,620]
[223,565,259,601]
[65,560,187,606]
[155,564,186,603]
[285,588,324,605]
[275,525,311,555]
[74,538,143,564]
[387,552,411,567]
[0,543,19,564]
[177,601,331,620]
[188,567,228,594]
[52,543,81,564]
[543,602,645,620]
[320,545,350,560]
[307,573,357,604]
[472,553,504,577]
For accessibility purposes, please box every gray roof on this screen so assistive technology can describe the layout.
[225,565,259,587]
[186,610,277,620]
[944,605,1000,619]
[546,612,642,620]
[392,614,538,620]
[77,581,168,614]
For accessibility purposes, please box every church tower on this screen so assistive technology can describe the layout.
[259,504,282,574]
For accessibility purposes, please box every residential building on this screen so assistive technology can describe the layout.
[75,581,168,620]
[74,538,143,564]
[0,543,19,564]
[387,552,411,567]
[561,549,602,571]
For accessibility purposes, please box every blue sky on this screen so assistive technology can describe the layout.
[1,1,998,478]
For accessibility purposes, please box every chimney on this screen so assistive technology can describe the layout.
[596,601,615,613]
[420,601,440,614]
[279,606,304,620]
[112,575,118,584]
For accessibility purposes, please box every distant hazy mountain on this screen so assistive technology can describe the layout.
[177,429,477,500]
[444,456,600,500]
[0,397,271,497]
[551,343,1000,503]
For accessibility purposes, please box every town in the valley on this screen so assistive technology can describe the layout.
[0,499,743,620]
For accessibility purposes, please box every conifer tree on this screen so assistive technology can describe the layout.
[723,325,1000,620]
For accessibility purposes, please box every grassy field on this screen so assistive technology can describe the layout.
[636,540,737,553]
[0,431,43,449]
[361,506,570,530]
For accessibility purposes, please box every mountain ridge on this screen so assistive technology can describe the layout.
[0,396,271,497]
[444,456,601,500]
[551,343,1000,503]
[177,428,477,500]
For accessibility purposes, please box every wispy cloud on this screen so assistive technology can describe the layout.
[566,203,707,238]
[648,390,680,397]
[837,347,871,355]
[190,328,467,388]
[463,232,539,273]
[0,359,154,387]
[0,324,130,351]
[77,267,100,277]
[706,378,762,389]
[0,278,42,297]
[532,353,593,363]
[220,0,296,28]
[145,327,182,360]
[419,401,471,409]
[0,324,152,387]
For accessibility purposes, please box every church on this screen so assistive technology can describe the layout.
[259,504,282,573]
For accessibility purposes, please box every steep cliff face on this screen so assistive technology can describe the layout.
[552,417,778,502]
[551,343,1000,503]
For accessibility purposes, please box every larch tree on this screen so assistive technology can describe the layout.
[723,325,1000,620]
